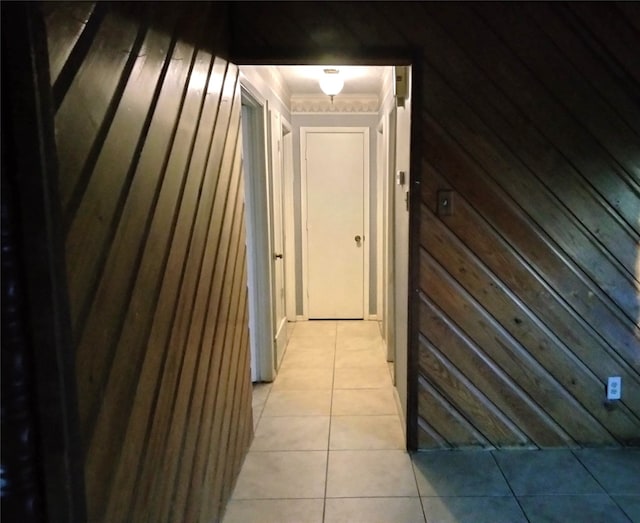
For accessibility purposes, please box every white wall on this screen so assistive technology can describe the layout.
[378,67,395,348]
[393,67,412,421]
[239,66,291,123]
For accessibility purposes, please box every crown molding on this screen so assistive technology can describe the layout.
[291,93,379,114]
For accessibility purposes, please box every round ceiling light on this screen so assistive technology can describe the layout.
[319,69,344,97]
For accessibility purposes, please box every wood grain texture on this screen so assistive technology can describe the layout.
[42,1,100,90]
[46,2,252,522]
[230,1,640,450]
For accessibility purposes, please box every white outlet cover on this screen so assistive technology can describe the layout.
[607,376,622,400]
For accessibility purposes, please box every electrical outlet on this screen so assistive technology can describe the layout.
[607,376,622,400]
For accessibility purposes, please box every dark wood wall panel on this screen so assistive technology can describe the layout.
[418,293,573,448]
[422,4,639,315]
[51,2,142,227]
[231,1,640,449]
[418,334,531,447]
[420,165,640,422]
[44,2,252,522]
[43,1,99,87]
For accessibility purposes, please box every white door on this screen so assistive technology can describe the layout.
[304,129,367,319]
[269,108,287,367]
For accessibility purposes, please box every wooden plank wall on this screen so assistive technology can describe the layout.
[43,2,253,521]
[231,2,640,449]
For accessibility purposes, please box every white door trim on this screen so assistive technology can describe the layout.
[300,126,370,320]
[241,80,275,382]
[281,116,296,322]
[376,119,385,329]
[268,107,288,368]
[386,108,397,362]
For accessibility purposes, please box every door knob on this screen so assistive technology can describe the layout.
[274,253,283,259]
[354,235,361,243]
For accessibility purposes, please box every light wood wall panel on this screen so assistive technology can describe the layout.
[231,1,640,449]
[44,2,253,521]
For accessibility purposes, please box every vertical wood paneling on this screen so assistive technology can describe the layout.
[230,1,640,450]
[51,3,143,225]
[42,1,100,88]
[65,8,174,339]
[45,2,252,522]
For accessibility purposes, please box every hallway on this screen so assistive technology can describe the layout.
[223,321,639,522]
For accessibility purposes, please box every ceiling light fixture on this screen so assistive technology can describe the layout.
[319,68,344,103]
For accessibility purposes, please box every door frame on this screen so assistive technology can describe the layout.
[383,108,397,362]
[240,81,276,382]
[235,52,419,451]
[300,126,370,320]
[281,116,297,321]
[376,120,385,328]
[268,106,289,368]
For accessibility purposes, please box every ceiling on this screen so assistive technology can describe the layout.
[275,65,389,96]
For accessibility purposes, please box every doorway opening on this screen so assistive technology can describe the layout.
[239,64,413,430]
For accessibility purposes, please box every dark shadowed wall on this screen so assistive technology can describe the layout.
[43,2,252,521]
[231,1,640,450]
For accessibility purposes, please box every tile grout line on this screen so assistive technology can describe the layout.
[490,451,532,523]
[409,455,428,522]
[570,448,611,494]
[250,320,298,432]
[253,381,273,432]
[250,321,295,431]
[242,321,404,521]
[322,322,338,523]
[570,448,633,521]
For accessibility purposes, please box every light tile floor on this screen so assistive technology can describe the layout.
[224,321,640,523]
